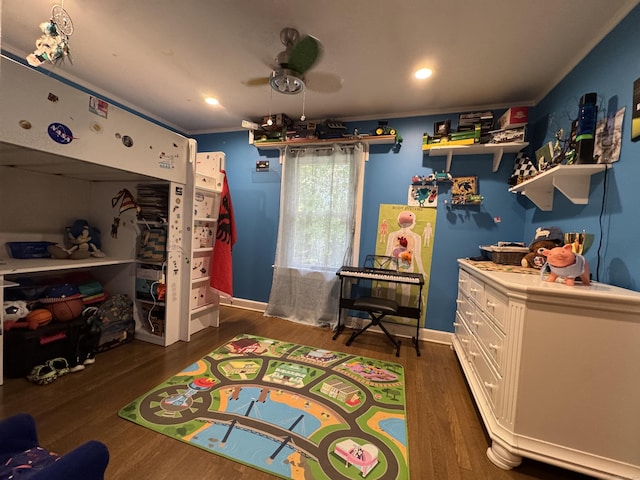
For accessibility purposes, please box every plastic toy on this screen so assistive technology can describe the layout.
[539,244,590,286]
[426,171,453,182]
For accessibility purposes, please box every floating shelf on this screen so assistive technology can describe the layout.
[508,164,608,210]
[251,134,397,149]
[425,142,529,172]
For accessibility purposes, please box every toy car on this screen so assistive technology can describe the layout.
[374,121,397,136]
[426,171,453,182]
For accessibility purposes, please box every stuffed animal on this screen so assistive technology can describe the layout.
[48,219,106,259]
[539,244,590,286]
[521,226,564,269]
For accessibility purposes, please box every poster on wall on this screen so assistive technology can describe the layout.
[632,77,640,142]
[594,107,625,163]
[407,184,438,207]
[375,204,437,327]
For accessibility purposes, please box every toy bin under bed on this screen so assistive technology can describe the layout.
[3,317,85,378]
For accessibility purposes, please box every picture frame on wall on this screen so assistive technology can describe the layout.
[632,77,640,142]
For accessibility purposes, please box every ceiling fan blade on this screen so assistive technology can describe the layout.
[306,72,343,93]
[287,35,322,74]
[243,77,270,87]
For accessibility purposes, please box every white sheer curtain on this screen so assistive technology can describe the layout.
[265,143,365,327]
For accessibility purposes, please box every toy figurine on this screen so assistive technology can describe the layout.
[539,244,590,286]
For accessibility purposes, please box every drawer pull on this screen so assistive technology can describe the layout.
[489,343,500,350]
[469,351,479,358]
[465,311,474,316]
[470,287,479,293]
[461,338,469,344]
[484,381,496,390]
[486,301,496,308]
[472,320,481,326]
[456,299,463,305]
[453,322,460,327]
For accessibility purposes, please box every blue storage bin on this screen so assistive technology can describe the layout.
[7,242,56,259]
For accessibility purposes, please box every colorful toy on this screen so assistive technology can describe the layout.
[539,244,590,286]
[3,308,53,331]
[48,219,106,259]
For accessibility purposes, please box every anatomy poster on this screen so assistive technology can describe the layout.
[375,204,436,327]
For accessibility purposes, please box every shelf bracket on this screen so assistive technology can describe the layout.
[492,148,504,172]
[518,186,554,211]
[445,151,454,172]
[553,174,592,204]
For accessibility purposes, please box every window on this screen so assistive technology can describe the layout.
[265,143,365,326]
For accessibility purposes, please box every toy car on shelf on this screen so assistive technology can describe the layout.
[427,171,453,182]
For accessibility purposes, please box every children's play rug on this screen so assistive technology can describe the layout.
[119,334,409,479]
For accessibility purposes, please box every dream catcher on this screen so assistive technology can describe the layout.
[26,4,74,67]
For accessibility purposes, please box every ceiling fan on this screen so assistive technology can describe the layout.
[245,27,342,95]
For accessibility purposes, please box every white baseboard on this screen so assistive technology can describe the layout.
[221,297,453,346]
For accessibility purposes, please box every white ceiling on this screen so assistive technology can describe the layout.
[2,0,638,135]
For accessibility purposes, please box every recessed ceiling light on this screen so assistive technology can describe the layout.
[205,97,219,106]
[414,68,433,79]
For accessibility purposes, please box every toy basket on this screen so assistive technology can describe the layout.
[480,245,529,265]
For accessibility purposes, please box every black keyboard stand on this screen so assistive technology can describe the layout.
[346,297,401,356]
[335,265,424,357]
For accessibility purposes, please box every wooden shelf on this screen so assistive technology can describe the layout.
[425,142,529,172]
[251,134,397,149]
[0,256,134,276]
[508,164,608,210]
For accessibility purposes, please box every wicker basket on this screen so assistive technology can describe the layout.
[480,246,529,265]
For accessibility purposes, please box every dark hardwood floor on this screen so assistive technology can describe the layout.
[0,306,595,479]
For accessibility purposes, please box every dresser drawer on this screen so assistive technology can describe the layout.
[468,336,501,410]
[458,269,470,297]
[456,292,478,330]
[474,311,505,372]
[484,285,507,331]
[468,275,485,306]
[453,312,472,361]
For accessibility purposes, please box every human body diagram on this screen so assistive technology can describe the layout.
[383,210,426,307]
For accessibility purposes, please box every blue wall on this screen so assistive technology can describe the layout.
[195,4,640,332]
[525,4,640,291]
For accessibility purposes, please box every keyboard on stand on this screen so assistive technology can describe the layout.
[337,266,424,285]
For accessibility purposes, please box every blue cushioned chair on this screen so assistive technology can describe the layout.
[0,413,109,480]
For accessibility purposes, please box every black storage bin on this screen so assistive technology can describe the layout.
[3,317,84,378]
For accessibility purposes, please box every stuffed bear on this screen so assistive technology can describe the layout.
[539,244,590,286]
[521,226,564,269]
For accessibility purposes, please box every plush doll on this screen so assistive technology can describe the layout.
[539,244,590,286]
[48,219,106,259]
[521,226,564,269]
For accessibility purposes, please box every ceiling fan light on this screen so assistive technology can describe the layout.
[415,68,433,79]
[270,68,305,95]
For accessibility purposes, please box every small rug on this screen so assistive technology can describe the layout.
[119,334,409,479]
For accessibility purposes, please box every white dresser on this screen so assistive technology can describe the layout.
[453,259,640,480]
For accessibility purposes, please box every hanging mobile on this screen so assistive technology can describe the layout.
[51,4,74,36]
